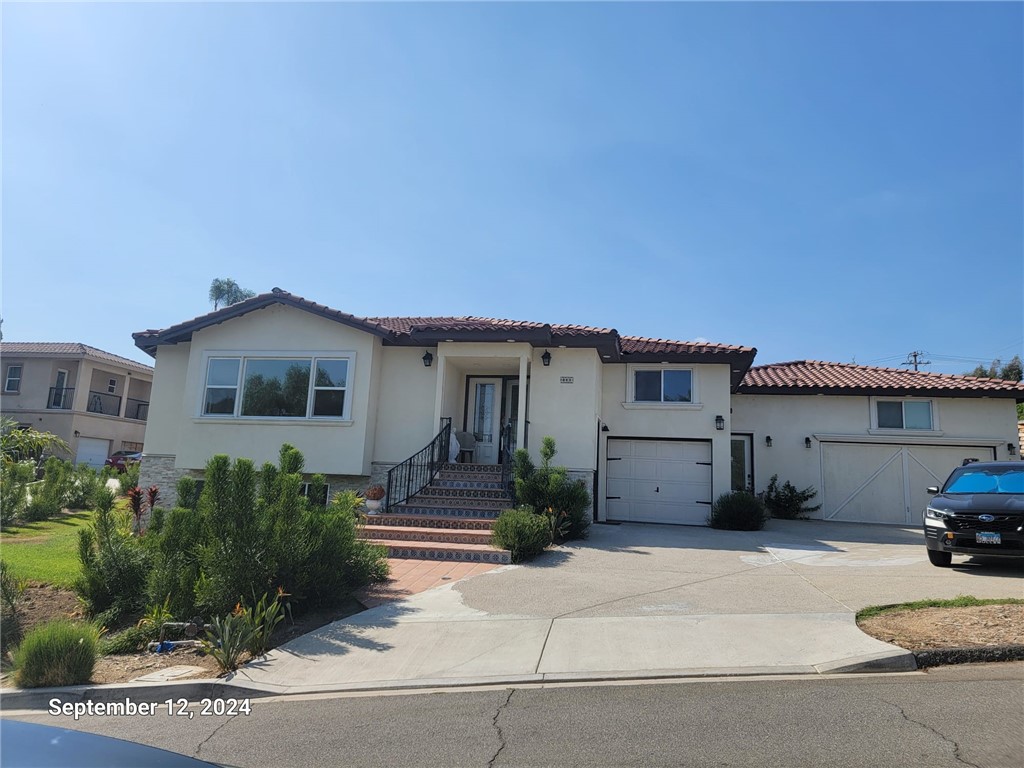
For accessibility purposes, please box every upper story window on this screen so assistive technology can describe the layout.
[633,368,693,403]
[202,356,350,419]
[4,365,22,393]
[107,378,118,394]
[877,400,933,430]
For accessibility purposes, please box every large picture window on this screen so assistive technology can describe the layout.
[877,400,933,430]
[633,369,692,403]
[202,355,351,419]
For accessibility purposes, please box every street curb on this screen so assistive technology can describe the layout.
[0,676,270,711]
[1,656,920,711]
[913,644,1024,668]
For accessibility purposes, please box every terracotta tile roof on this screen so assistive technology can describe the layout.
[132,288,755,387]
[740,360,1024,397]
[620,336,756,356]
[1,342,153,374]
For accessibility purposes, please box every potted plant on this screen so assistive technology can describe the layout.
[363,484,386,513]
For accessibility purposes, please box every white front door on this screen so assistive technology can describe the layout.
[606,439,713,525]
[469,378,501,464]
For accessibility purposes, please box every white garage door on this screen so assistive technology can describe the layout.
[821,442,996,524]
[607,439,713,525]
[75,437,111,468]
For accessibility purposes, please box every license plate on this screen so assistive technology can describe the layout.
[975,532,1001,544]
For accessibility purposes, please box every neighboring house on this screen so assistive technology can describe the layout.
[132,289,1024,525]
[0,343,154,467]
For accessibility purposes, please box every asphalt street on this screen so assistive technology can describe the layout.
[5,662,1022,768]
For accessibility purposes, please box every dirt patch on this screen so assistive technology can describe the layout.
[90,648,222,685]
[14,584,85,630]
[859,604,1024,650]
[2,590,367,687]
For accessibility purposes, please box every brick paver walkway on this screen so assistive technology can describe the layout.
[355,559,499,608]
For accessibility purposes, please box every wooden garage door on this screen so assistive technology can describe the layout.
[606,439,713,525]
[821,442,996,524]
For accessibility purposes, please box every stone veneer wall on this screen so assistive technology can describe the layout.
[138,455,192,508]
[139,455,370,509]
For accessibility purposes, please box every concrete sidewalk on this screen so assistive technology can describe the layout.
[229,519,1022,694]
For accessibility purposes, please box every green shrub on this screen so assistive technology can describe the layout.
[0,560,27,649]
[146,507,205,619]
[101,598,175,654]
[492,507,552,563]
[118,462,141,496]
[92,485,116,514]
[0,460,34,525]
[201,612,254,673]
[513,437,591,542]
[66,464,102,509]
[300,492,388,606]
[760,475,822,520]
[175,476,201,511]
[13,620,99,687]
[708,491,768,531]
[24,457,73,521]
[75,505,150,623]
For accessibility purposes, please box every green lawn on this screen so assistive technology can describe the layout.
[0,511,93,588]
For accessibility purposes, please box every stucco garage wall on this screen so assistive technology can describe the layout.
[168,304,381,475]
[731,394,1021,518]
[527,347,601,471]
[598,363,734,520]
[372,346,439,463]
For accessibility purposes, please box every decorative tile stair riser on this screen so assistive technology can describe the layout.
[357,463,512,561]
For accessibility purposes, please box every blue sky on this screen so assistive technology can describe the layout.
[3,2,1022,374]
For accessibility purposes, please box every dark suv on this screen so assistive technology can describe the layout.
[923,461,1024,567]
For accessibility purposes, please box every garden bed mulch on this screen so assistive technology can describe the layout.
[858,604,1024,667]
[1,587,366,687]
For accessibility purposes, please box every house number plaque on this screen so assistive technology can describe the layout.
[560,376,574,384]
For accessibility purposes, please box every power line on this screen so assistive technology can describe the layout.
[900,351,931,371]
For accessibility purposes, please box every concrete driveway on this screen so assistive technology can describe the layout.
[233,520,1023,694]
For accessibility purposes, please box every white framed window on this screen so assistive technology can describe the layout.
[631,367,694,403]
[300,481,331,505]
[107,378,118,394]
[876,399,934,430]
[4,364,22,393]
[200,354,352,420]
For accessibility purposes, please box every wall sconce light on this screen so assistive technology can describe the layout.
[765,436,773,447]
[805,437,812,448]
[541,350,552,367]
[422,351,433,368]
[1009,442,1018,456]
[601,424,610,432]
[74,430,80,438]
[715,415,725,431]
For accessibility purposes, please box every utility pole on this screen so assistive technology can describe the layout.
[901,350,931,371]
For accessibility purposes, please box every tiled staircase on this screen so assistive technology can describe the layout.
[359,464,513,564]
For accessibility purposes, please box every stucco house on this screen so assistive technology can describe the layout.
[1,342,154,467]
[132,289,1023,538]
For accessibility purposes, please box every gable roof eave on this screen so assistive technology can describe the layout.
[132,290,394,356]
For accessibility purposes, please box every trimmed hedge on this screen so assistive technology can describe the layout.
[707,491,768,531]
[492,507,552,563]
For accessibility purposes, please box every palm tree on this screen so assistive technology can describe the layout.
[209,279,256,310]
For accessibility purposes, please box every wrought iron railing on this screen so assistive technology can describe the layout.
[500,421,514,496]
[384,417,452,512]
[47,387,74,410]
[87,390,122,416]
[125,397,149,421]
